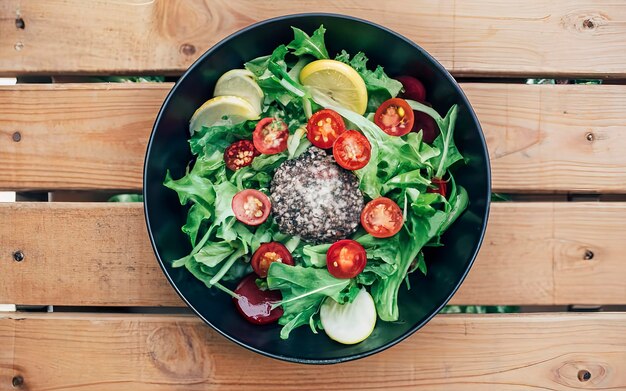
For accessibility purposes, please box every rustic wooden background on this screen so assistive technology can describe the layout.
[1,1,625,390]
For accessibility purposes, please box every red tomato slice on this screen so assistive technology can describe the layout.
[397,76,426,102]
[251,242,294,278]
[306,109,346,149]
[326,239,367,279]
[253,117,289,154]
[427,177,448,197]
[332,130,371,170]
[374,98,415,137]
[361,197,404,238]
[233,274,283,325]
[232,189,271,226]
[224,140,259,171]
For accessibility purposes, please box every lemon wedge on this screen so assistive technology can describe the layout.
[320,288,376,344]
[189,95,259,134]
[214,69,264,114]
[299,59,368,115]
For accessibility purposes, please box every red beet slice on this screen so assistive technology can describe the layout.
[427,177,448,197]
[233,274,283,325]
[397,76,426,102]
[413,107,439,143]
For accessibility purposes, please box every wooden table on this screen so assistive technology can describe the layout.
[1,1,626,390]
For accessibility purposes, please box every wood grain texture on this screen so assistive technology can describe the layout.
[463,84,626,193]
[2,83,626,192]
[0,83,168,191]
[0,312,625,390]
[1,202,625,307]
[1,1,626,76]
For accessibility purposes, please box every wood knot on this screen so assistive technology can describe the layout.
[12,375,24,388]
[180,43,197,56]
[560,11,609,33]
[583,249,594,260]
[578,369,591,382]
[15,17,25,29]
[147,325,213,380]
[12,131,21,142]
[555,359,608,387]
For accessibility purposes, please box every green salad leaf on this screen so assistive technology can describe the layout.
[267,263,350,339]
[287,26,329,60]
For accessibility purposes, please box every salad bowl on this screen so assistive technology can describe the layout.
[144,13,490,364]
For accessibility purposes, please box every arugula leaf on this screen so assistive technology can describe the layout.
[287,26,329,59]
[267,263,350,339]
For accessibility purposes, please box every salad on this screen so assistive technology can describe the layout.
[164,25,468,344]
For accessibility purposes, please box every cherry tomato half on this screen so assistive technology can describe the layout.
[306,109,346,149]
[233,274,283,325]
[251,242,295,278]
[427,177,448,197]
[397,76,426,102]
[374,98,415,137]
[326,239,367,279]
[224,140,259,171]
[361,197,404,238]
[332,130,371,170]
[232,189,271,226]
[253,118,289,154]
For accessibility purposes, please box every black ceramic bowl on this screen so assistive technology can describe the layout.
[144,13,490,364]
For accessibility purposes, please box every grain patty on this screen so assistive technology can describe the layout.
[270,147,364,243]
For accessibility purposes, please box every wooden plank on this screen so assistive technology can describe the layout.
[2,83,626,192]
[2,1,626,76]
[463,84,626,193]
[0,83,167,191]
[1,312,625,390]
[1,202,625,307]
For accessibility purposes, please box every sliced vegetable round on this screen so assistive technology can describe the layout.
[374,98,415,137]
[251,242,294,278]
[233,274,283,325]
[232,189,271,226]
[306,109,346,149]
[428,177,448,197]
[224,140,259,171]
[397,76,426,102]
[253,117,289,154]
[326,239,367,279]
[320,288,376,344]
[361,197,403,238]
[332,130,371,170]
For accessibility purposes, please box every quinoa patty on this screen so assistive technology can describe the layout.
[270,147,364,243]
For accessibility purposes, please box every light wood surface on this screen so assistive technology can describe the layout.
[1,1,626,76]
[0,312,624,390]
[0,83,167,191]
[2,202,625,307]
[2,83,626,192]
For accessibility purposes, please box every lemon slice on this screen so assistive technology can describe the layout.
[299,59,368,115]
[189,95,259,134]
[214,69,264,114]
[320,288,376,344]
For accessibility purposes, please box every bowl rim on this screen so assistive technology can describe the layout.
[143,12,491,365]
